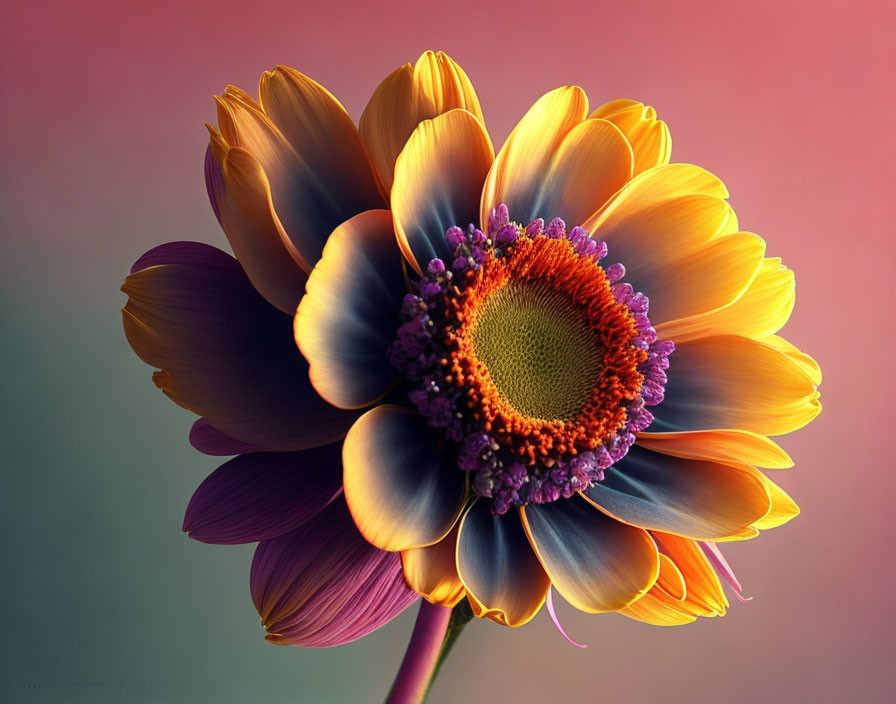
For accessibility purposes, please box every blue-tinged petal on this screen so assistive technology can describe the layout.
[521,495,659,613]
[456,501,550,626]
[343,405,467,552]
[122,241,357,451]
[392,109,494,273]
[582,445,771,540]
[295,210,405,410]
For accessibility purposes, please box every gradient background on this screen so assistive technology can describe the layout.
[2,0,894,701]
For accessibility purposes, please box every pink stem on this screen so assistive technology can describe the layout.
[386,601,453,704]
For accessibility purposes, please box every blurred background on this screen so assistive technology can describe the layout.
[2,0,893,701]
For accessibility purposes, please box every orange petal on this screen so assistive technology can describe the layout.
[582,445,771,541]
[761,335,822,387]
[295,210,404,410]
[652,532,728,614]
[583,162,728,234]
[342,405,466,552]
[360,51,486,193]
[657,257,795,342]
[456,501,550,626]
[752,476,800,530]
[650,335,822,436]
[401,523,465,607]
[480,86,589,227]
[590,99,671,175]
[635,430,794,469]
[520,496,659,613]
[206,140,308,313]
[391,109,494,273]
[523,118,633,228]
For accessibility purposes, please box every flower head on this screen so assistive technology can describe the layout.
[122,50,820,648]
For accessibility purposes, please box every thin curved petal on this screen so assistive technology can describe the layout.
[360,51,486,193]
[635,430,793,469]
[250,498,417,647]
[189,418,263,456]
[122,242,357,451]
[401,523,465,607]
[216,74,384,270]
[295,210,404,409]
[582,445,771,540]
[183,444,342,544]
[343,405,467,551]
[456,501,550,626]
[752,477,800,529]
[583,162,729,234]
[657,257,795,342]
[480,86,589,227]
[392,109,494,273]
[520,495,659,613]
[591,100,671,175]
[525,118,633,228]
[205,139,308,313]
[650,335,821,436]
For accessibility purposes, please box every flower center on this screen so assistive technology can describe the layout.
[471,280,602,421]
[388,205,673,514]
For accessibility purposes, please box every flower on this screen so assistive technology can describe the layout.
[122,50,821,651]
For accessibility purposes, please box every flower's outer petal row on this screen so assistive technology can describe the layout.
[520,495,659,613]
[401,523,465,607]
[627,232,766,325]
[752,476,800,529]
[343,405,467,552]
[456,500,550,626]
[649,335,821,436]
[526,118,634,230]
[480,86,589,228]
[582,445,771,540]
[583,162,729,234]
[392,109,494,273]
[250,498,417,647]
[590,100,671,175]
[619,531,728,625]
[295,210,405,410]
[183,445,342,544]
[205,137,308,313]
[762,334,822,386]
[216,72,384,271]
[122,242,357,451]
[360,51,486,194]
[657,257,795,342]
[189,418,264,456]
[635,429,793,469]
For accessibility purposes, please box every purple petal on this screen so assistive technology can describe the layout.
[189,418,263,456]
[546,588,587,649]
[183,444,342,544]
[700,541,753,603]
[250,497,418,647]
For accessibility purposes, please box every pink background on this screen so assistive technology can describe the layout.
[2,0,893,702]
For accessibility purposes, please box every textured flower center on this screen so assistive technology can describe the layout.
[471,280,602,421]
[388,205,673,513]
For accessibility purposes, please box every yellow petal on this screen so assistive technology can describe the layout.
[360,51,486,193]
[524,118,633,228]
[657,257,796,342]
[590,99,671,175]
[653,532,728,614]
[635,430,794,469]
[480,86,589,227]
[391,109,494,273]
[583,162,728,234]
[402,523,465,607]
[753,476,800,530]
[761,335,822,387]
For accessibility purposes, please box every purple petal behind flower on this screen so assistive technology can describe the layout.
[250,497,418,647]
[189,418,263,456]
[183,445,342,544]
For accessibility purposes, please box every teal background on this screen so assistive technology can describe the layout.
[2,0,894,701]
